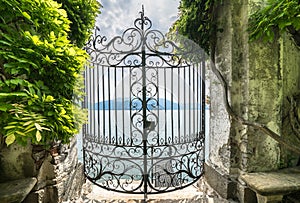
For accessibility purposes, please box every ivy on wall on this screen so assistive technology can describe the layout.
[249,0,300,47]
[173,0,300,52]
[0,0,100,147]
[171,0,216,54]
[249,0,300,153]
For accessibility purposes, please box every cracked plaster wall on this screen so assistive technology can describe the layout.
[206,0,300,200]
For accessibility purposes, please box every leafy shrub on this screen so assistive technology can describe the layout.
[171,0,216,54]
[0,0,100,146]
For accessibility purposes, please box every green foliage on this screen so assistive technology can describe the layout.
[56,0,101,48]
[0,0,99,146]
[171,0,216,53]
[173,0,300,52]
[3,88,87,146]
[249,0,300,46]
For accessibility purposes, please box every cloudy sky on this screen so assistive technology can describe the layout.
[96,0,180,38]
[89,0,208,104]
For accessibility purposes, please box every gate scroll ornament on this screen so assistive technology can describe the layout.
[83,7,206,200]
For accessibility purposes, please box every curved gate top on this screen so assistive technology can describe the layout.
[83,7,206,199]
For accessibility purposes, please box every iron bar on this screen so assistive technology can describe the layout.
[164,67,167,145]
[183,66,186,143]
[89,65,92,138]
[157,66,160,146]
[193,65,195,141]
[200,64,203,136]
[202,59,206,135]
[97,65,100,142]
[178,67,180,142]
[196,63,199,137]
[82,68,87,169]
[108,67,112,144]
[171,67,174,144]
[140,8,148,201]
[115,66,117,145]
[129,67,133,145]
[102,66,106,143]
[122,67,125,145]
[93,67,96,141]
[189,65,191,142]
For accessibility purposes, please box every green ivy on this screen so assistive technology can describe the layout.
[249,0,300,46]
[3,88,87,146]
[171,0,216,54]
[0,0,100,146]
[56,0,101,48]
[172,0,300,53]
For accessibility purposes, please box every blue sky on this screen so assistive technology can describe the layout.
[96,0,180,38]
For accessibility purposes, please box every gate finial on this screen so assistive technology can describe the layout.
[140,5,145,19]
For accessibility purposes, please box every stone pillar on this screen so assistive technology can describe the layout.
[206,0,246,200]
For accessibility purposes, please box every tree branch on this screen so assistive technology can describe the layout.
[211,63,300,155]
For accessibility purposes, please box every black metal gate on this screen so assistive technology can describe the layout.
[83,8,205,199]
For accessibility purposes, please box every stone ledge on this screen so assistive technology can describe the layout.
[0,177,37,203]
[240,166,300,202]
[240,166,300,196]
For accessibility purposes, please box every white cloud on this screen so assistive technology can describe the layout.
[96,0,180,38]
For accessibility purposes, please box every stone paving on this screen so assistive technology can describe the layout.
[65,179,237,203]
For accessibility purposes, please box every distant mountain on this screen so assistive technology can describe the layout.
[93,98,200,110]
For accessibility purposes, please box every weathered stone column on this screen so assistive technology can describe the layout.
[206,0,246,200]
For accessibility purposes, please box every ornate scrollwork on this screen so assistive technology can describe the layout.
[83,7,205,196]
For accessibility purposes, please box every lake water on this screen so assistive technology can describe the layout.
[77,107,210,162]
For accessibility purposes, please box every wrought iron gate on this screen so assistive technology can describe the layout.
[83,8,205,198]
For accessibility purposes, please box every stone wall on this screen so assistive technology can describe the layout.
[280,32,300,168]
[0,137,84,202]
[205,0,300,202]
[0,141,36,183]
